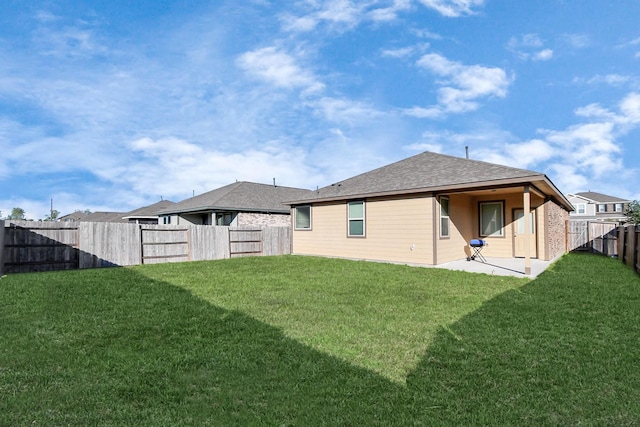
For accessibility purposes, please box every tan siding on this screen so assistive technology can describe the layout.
[293,196,434,264]
[472,193,545,259]
[437,194,475,263]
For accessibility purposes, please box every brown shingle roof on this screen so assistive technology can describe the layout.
[160,181,314,214]
[289,151,546,203]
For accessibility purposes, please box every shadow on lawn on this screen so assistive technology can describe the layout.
[3,254,639,425]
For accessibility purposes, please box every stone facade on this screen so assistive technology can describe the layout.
[236,212,291,227]
[545,199,570,259]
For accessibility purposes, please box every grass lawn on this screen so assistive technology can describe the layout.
[1,253,639,425]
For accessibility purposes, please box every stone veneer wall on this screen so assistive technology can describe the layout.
[545,199,570,260]
[236,212,291,227]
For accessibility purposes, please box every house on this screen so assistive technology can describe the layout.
[566,192,631,223]
[122,200,175,224]
[286,151,574,275]
[59,211,90,222]
[159,181,314,227]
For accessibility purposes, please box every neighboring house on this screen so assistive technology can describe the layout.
[122,200,175,224]
[82,211,128,223]
[566,192,631,223]
[59,211,90,222]
[286,151,574,275]
[159,181,314,227]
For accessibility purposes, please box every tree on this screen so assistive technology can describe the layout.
[45,209,60,222]
[624,200,640,225]
[8,207,26,220]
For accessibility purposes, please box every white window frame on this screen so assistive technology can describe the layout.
[347,201,365,237]
[480,201,504,237]
[598,204,607,213]
[615,203,623,212]
[575,203,586,215]
[294,206,312,230]
[439,196,450,238]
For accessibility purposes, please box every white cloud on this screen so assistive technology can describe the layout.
[417,0,484,17]
[312,97,385,124]
[123,137,318,199]
[507,34,553,61]
[478,139,555,170]
[237,46,324,93]
[574,74,632,86]
[414,53,511,114]
[562,33,590,49]
[281,0,479,34]
[280,0,366,33]
[532,49,553,61]
[402,106,444,118]
[619,92,640,123]
[368,0,412,21]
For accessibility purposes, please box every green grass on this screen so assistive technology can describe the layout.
[1,253,639,425]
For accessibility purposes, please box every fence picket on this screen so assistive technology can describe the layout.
[2,221,291,274]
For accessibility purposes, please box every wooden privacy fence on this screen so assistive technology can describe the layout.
[618,224,640,274]
[1,220,291,274]
[567,220,618,256]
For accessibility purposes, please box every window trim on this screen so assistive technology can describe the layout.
[294,205,312,230]
[439,196,450,239]
[479,201,505,238]
[347,200,366,237]
[615,203,623,213]
[598,204,607,213]
[575,203,586,215]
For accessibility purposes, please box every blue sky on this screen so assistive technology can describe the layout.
[2,0,640,219]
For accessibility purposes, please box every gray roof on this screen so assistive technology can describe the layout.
[123,200,175,219]
[83,211,128,223]
[160,181,314,215]
[574,191,629,203]
[59,211,90,222]
[287,151,572,210]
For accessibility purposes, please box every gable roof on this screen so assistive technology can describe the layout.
[59,210,90,222]
[160,181,314,215]
[83,211,128,223]
[573,191,629,204]
[287,151,573,210]
[122,200,175,220]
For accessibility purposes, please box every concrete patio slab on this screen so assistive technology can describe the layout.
[428,257,554,278]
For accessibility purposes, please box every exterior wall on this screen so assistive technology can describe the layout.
[178,213,211,225]
[465,192,545,260]
[293,190,563,266]
[436,194,475,263]
[293,195,434,264]
[236,212,290,227]
[543,199,570,260]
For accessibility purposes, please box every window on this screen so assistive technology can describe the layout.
[163,216,171,224]
[575,203,586,215]
[480,202,504,237]
[216,212,235,226]
[295,206,311,230]
[615,203,623,212]
[598,204,607,213]
[348,201,365,237]
[439,196,450,238]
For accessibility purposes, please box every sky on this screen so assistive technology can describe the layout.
[1,0,640,220]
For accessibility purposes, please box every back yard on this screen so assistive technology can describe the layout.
[1,253,639,425]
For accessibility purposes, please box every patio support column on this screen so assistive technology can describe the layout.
[523,185,532,275]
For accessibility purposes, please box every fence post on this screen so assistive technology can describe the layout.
[627,225,637,270]
[0,219,5,276]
